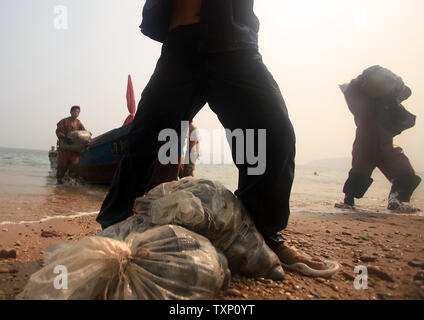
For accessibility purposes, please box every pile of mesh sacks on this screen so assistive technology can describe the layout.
[18,178,285,300]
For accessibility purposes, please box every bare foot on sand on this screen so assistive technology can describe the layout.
[272,244,327,270]
[271,244,340,277]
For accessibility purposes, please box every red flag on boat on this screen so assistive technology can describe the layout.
[123,74,136,126]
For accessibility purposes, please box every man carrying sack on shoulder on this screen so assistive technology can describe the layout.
[339,65,421,212]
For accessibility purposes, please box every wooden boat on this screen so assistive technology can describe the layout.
[49,75,136,184]
[77,124,131,184]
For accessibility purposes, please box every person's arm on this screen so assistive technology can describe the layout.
[56,119,73,145]
[56,119,65,140]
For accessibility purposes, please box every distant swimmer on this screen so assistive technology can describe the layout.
[337,66,421,212]
[55,106,86,185]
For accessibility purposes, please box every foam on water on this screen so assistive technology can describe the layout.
[0,211,98,226]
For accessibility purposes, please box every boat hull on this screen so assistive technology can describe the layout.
[78,162,119,184]
[78,125,130,184]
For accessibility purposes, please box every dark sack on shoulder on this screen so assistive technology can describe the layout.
[377,104,416,136]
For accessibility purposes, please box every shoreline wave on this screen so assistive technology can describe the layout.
[0,211,98,226]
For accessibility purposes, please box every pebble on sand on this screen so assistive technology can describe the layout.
[368,266,395,282]
[414,271,424,281]
[360,255,377,263]
[41,230,61,238]
[0,249,20,260]
[377,292,393,300]
[225,288,243,297]
[341,270,355,281]
[408,260,424,268]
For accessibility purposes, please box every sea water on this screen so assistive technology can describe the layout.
[0,146,422,224]
[0,147,107,223]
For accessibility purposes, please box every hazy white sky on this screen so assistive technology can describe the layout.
[0,0,423,169]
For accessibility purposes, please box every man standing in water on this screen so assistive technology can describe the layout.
[97,0,337,276]
[56,106,86,184]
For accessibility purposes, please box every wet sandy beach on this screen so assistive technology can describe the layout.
[0,180,108,223]
[1,198,424,300]
[0,153,423,300]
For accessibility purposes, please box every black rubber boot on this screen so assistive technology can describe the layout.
[69,164,79,179]
[56,166,67,185]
